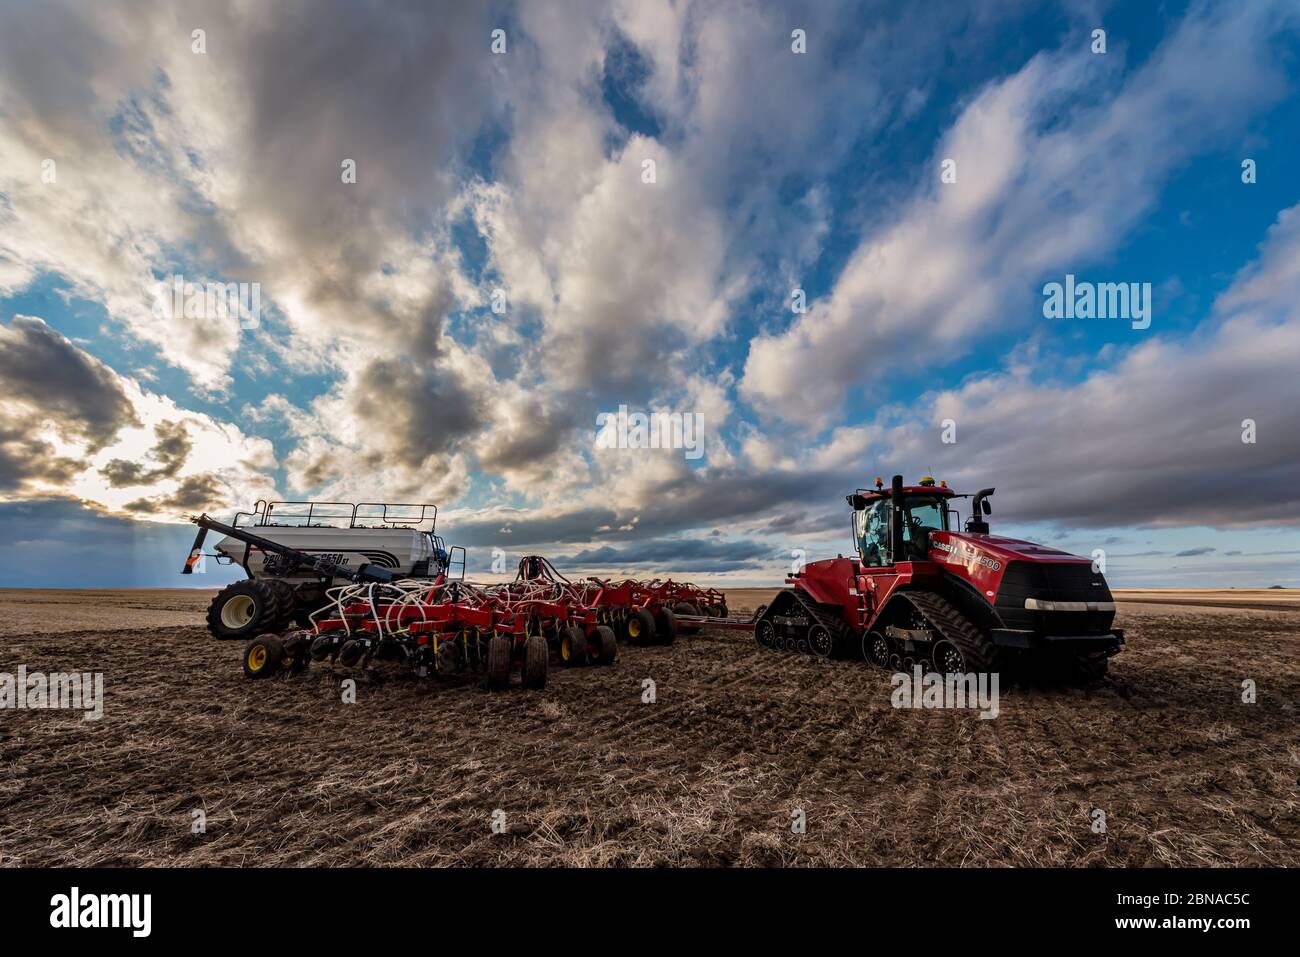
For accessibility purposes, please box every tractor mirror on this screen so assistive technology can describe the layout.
[850,493,868,509]
[982,499,992,515]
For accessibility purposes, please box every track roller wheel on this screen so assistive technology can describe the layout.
[653,607,678,645]
[486,635,513,690]
[623,608,656,645]
[243,634,283,679]
[808,623,834,658]
[522,635,548,690]
[864,630,891,668]
[932,640,964,675]
[755,619,776,648]
[590,625,618,664]
[559,625,589,666]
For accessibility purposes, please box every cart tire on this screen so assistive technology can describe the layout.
[207,581,278,641]
[265,580,298,629]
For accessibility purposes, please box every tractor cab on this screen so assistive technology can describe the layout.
[849,476,956,566]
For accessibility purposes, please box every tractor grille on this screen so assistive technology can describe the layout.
[995,561,1115,634]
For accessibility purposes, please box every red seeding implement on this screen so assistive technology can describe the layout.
[750,475,1125,682]
[187,513,718,691]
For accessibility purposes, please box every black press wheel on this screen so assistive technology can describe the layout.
[279,633,310,675]
[590,625,619,664]
[653,607,678,645]
[522,635,548,690]
[486,634,513,690]
[337,638,366,668]
[435,635,462,675]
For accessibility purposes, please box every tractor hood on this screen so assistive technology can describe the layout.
[927,531,1091,573]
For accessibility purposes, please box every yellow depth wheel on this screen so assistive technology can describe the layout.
[242,634,283,679]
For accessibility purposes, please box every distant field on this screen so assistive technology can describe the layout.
[1,586,1297,867]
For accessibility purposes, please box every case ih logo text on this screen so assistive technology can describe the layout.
[595,405,705,460]
[0,667,103,721]
[49,887,151,937]
[931,539,1001,571]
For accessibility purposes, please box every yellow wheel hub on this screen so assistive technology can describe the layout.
[247,645,267,670]
[628,619,641,638]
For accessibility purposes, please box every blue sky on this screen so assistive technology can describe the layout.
[1,0,1298,588]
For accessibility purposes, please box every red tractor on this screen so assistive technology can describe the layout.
[754,475,1124,680]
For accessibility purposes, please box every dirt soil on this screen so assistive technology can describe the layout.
[0,587,1296,866]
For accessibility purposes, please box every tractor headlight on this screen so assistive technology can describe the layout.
[1024,598,1116,612]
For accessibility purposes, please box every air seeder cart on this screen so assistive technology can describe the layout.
[185,500,464,642]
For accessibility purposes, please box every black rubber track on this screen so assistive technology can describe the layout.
[899,590,999,673]
[757,588,857,657]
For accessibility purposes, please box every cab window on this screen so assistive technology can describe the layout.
[855,499,892,566]
[856,495,949,565]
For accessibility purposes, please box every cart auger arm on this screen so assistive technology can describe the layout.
[182,513,400,584]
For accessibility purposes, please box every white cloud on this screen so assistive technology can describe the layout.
[741,1,1297,424]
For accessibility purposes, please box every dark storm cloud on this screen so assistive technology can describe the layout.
[0,317,139,494]
[0,316,137,449]
[476,398,583,477]
[100,419,191,487]
[202,0,505,353]
[122,472,229,515]
[0,498,245,588]
[352,357,487,463]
